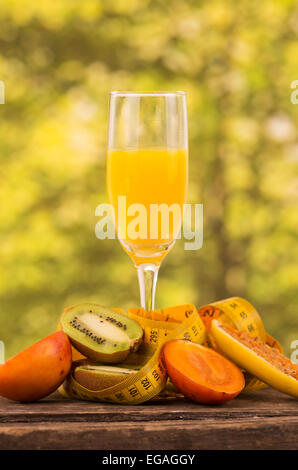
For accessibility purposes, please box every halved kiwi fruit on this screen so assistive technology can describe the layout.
[60,303,143,363]
[73,362,138,391]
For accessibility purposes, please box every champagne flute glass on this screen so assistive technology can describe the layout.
[107,91,188,311]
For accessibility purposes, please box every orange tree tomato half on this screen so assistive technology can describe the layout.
[162,339,245,405]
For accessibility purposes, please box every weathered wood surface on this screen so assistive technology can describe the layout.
[0,388,297,450]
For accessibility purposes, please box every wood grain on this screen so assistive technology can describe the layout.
[0,388,297,450]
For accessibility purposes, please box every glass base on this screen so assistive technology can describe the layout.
[120,239,175,266]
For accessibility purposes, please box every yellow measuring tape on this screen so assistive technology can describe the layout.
[60,297,282,403]
[61,304,206,404]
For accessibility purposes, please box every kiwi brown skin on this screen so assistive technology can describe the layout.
[73,365,136,391]
[129,336,143,353]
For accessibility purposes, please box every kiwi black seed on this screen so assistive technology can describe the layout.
[60,303,143,363]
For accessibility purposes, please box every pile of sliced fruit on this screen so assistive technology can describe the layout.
[0,302,297,404]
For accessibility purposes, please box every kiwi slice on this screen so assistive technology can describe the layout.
[73,363,138,391]
[60,303,143,363]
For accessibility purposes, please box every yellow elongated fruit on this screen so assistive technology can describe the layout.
[211,320,298,399]
[198,297,283,391]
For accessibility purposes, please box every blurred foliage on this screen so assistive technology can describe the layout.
[0,0,298,358]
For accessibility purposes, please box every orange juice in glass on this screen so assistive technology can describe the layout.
[107,92,188,310]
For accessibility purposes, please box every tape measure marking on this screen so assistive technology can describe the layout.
[63,305,206,404]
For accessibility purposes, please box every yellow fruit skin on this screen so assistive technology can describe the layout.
[211,320,298,399]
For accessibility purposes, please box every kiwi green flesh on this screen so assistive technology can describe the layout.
[61,303,143,362]
[74,364,137,391]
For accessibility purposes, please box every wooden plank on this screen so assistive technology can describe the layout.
[0,388,297,423]
[0,417,297,450]
[0,388,297,450]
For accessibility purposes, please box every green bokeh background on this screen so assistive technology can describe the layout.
[0,0,298,358]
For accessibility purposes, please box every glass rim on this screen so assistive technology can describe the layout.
[110,91,186,97]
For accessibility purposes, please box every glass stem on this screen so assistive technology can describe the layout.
[137,263,159,311]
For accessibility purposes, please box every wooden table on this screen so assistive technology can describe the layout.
[0,388,297,450]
